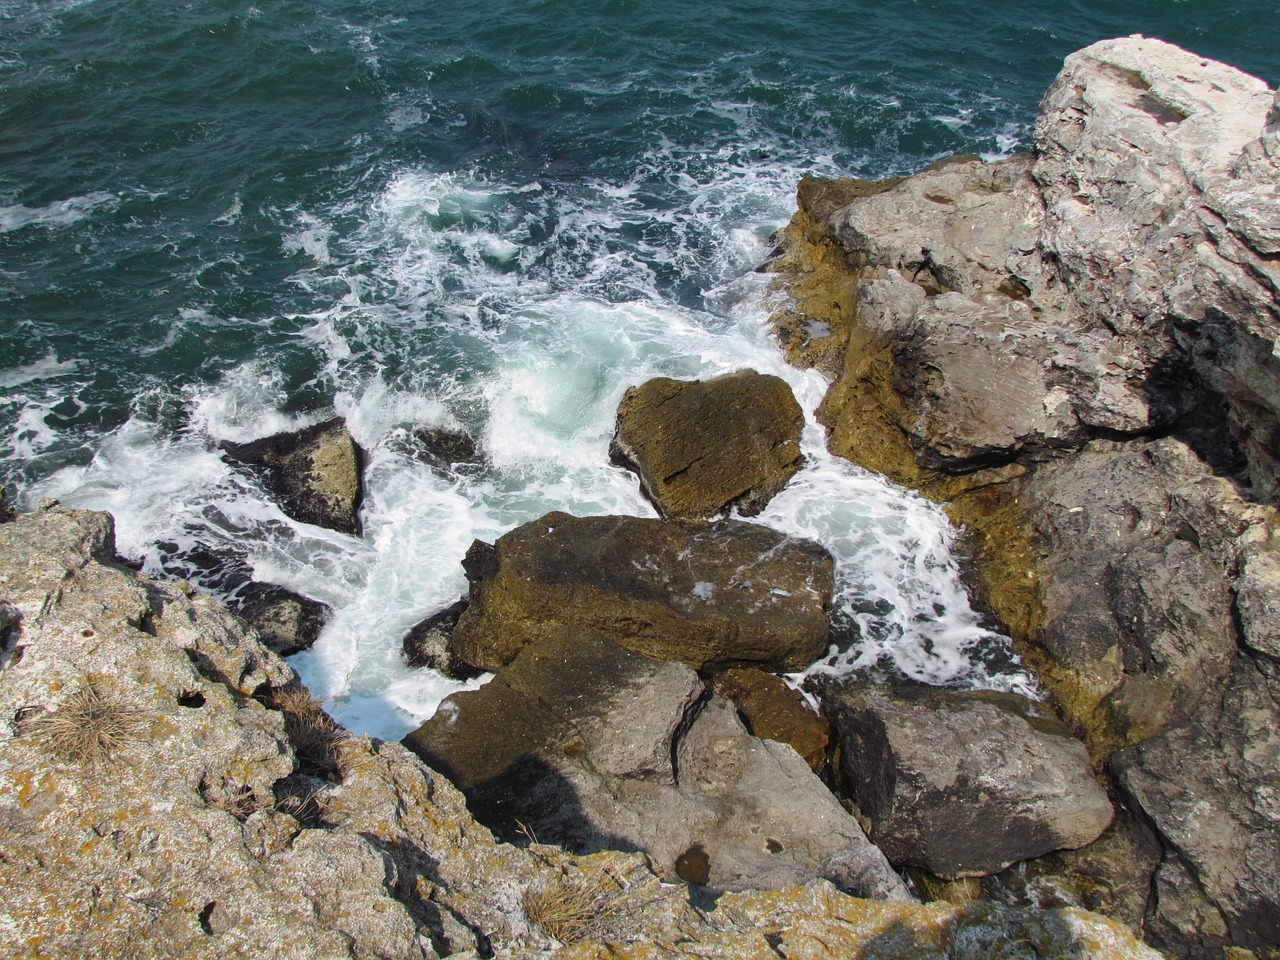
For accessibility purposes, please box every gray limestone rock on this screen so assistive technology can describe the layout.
[611,370,805,519]
[822,683,1113,880]
[448,511,834,673]
[405,628,911,901]
[1112,659,1280,956]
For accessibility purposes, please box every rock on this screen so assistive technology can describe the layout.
[405,628,910,900]
[769,38,1280,958]
[0,503,1168,959]
[414,426,479,465]
[822,683,1113,879]
[402,598,479,678]
[710,667,829,772]
[1017,438,1250,756]
[449,511,834,673]
[223,418,364,536]
[610,370,805,518]
[1111,658,1280,956]
[0,487,15,523]
[235,582,330,657]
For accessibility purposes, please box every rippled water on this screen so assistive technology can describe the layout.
[2,0,1276,737]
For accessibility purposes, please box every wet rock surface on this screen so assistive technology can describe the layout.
[611,370,805,518]
[222,417,364,536]
[449,510,835,673]
[235,582,330,657]
[406,627,911,901]
[771,36,1280,958]
[822,683,1113,880]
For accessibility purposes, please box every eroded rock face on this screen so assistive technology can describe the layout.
[1112,658,1280,955]
[449,511,834,673]
[223,418,364,536]
[823,684,1113,880]
[406,628,910,901]
[611,370,805,518]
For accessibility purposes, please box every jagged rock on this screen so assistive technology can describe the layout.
[770,38,1280,959]
[822,683,1113,880]
[710,667,829,772]
[449,511,834,673]
[223,418,364,536]
[405,628,910,900]
[0,504,1168,959]
[1017,438,1253,756]
[402,598,479,678]
[1111,658,1280,956]
[236,582,330,657]
[610,370,805,518]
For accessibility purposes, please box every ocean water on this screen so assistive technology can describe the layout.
[2,1,1277,739]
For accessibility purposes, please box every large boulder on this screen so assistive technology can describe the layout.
[1111,658,1280,956]
[822,683,1113,880]
[449,511,834,673]
[405,628,910,901]
[223,418,364,536]
[610,370,805,518]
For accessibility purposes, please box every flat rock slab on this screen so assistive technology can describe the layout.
[223,418,364,536]
[449,511,834,673]
[822,683,1113,880]
[405,628,910,900]
[611,370,805,519]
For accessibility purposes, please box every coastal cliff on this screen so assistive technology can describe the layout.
[771,36,1280,959]
[0,33,1274,960]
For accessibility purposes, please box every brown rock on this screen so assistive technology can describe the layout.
[711,667,829,771]
[610,370,805,519]
[236,583,330,657]
[449,511,834,673]
[223,418,364,536]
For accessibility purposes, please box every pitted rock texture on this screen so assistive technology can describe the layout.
[822,683,1113,880]
[449,511,834,673]
[223,417,364,536]
[611,370,805,518]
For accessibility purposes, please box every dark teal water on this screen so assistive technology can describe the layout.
[2,0,1276,735]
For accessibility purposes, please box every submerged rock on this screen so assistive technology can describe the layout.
[223,418,364,536]
[236,582,330,657]
[822,683,1113,880]
[402,597,478,678]
[449,511,834,673]
[405,628,910,900]
[610,370,805,518]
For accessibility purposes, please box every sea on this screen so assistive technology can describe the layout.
[2,0,1277,740]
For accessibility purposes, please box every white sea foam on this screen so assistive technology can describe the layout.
[0,353,81,389]
[23,109,1032,740]
[0,191,118,233]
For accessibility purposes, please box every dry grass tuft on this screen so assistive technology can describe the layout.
[261,685,351,780]
[25,683,149,766]
[523,860,660,945]
[200,776,264,821]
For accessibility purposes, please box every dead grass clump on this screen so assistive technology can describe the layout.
[25,683,149,766]
[523,861,660,945]
[200,776,265,821]
[260,685,351,780]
